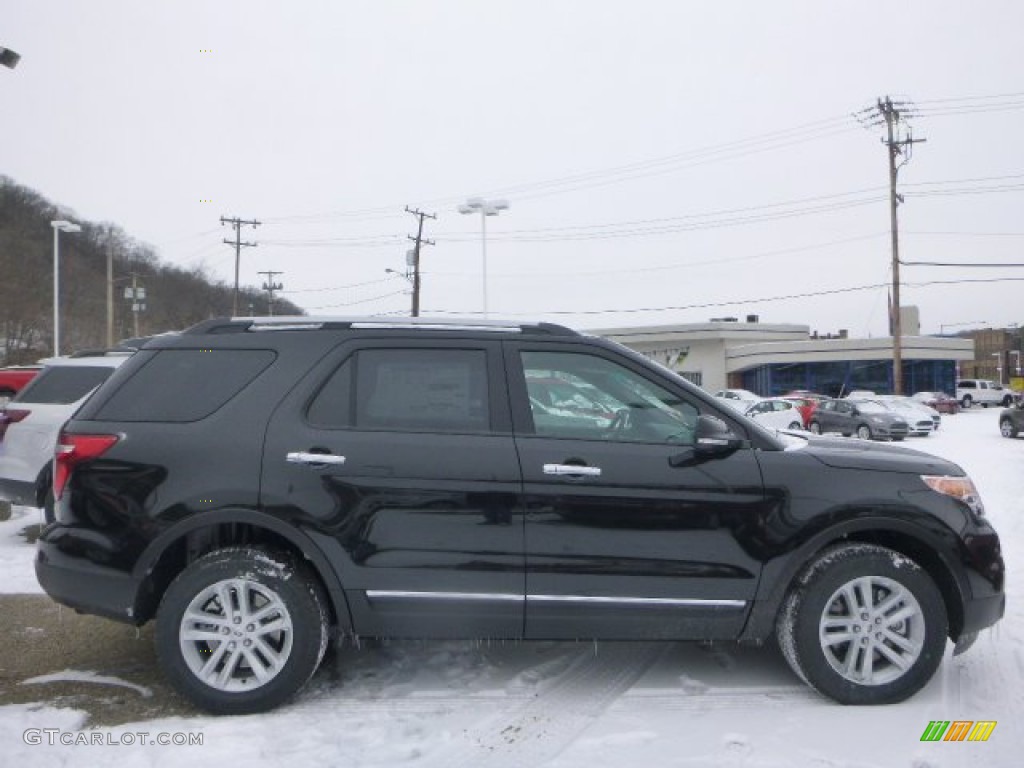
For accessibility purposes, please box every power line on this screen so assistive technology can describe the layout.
[279,276,396,293]
[900,260,1024,267]
[424,283,893,317]
[418,277,1024,319]
[304,289,409,311]
[426,232,888,279]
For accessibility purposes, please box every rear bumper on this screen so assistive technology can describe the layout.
[961,591,1005,637]
[35,528,143,625]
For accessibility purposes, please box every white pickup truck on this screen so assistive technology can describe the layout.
[956,378,1016,408]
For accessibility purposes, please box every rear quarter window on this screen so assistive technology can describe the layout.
[93,349,276,422]
[12,365,116,405]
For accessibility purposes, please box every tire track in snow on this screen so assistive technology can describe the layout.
[425,642,666,768]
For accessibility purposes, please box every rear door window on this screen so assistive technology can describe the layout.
[306,348,491,433]
[13,366,115,405]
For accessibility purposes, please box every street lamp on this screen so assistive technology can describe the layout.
[0,46,20,69]
[458,197,509,317]
[991,352,1003,385]
[51,220,82,356]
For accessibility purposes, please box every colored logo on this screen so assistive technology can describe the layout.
[920,721,996,742]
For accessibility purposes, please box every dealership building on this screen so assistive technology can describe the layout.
[592,316,974,397]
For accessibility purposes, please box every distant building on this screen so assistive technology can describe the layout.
[956,328,1022,387]
[593,317,974,396]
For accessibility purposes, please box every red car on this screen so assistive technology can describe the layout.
[0,366,41,404]
[912,391,960,415]
[781,392,827,427]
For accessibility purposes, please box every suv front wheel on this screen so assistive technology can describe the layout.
[155,546,328,714]
[777,543,947,705]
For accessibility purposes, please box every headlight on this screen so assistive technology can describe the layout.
[921,475,985,516]
[870,416,886,424]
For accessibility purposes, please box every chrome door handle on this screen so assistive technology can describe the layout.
[543,463,601,477]
[287,451,346,466]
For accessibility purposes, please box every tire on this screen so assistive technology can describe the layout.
[1002,419,1019,439]
[961,395,972,409]
[788,421,803,430]
[856,424,872,440]
[809,422,822,435]
[42,487,55,525]
[1003,395,1014,408]
[776,543,947,705]
[155,546,329,715]
[35,468,54,525]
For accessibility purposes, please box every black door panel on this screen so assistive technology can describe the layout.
[261,340,525,638]
[505,342,768,640]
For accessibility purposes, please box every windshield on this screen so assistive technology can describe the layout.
[855,400,890,414]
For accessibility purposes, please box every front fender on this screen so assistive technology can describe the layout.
[739,515,967,643]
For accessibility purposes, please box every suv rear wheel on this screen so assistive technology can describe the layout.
[155,546,328,714]
[777,543,947,705]
[961,395,972,409]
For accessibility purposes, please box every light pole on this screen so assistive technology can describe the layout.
[51,220,82,356]
[458,197,509,317]
[0,45,20,69]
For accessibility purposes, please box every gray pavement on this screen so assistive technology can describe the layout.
[0,593,198,726]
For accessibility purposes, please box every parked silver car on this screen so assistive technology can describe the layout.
[808,398,909,441]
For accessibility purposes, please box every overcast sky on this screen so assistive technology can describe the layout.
[3,1,1023,336]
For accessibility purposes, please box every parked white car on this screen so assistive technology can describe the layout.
[0,351,132,521]
[744,398,806,431]
[873,395,940,436]
[713,388,762,411]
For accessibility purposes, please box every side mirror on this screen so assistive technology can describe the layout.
[693,414,745,457]
[850,407,860,416]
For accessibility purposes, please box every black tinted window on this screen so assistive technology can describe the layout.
[350,349,489,432]
[307,358,353,427]
[13,365,116,405]
[94,349,275,422]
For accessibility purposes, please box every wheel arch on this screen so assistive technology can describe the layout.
[131,508,353,635]
[740,518,966,644]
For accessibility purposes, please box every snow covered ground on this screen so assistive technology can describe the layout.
[1,408,1019,768]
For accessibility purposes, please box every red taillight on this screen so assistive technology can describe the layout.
[53,432,120,500]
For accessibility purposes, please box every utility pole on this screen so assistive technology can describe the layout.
[405,206,436,317]
[220,215,261,316]
[124,272,146,338]
[258,270,284,316]
[106,238,114,348]
[870,97,926,395]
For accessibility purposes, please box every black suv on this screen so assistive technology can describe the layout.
[36,317,1005,714]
